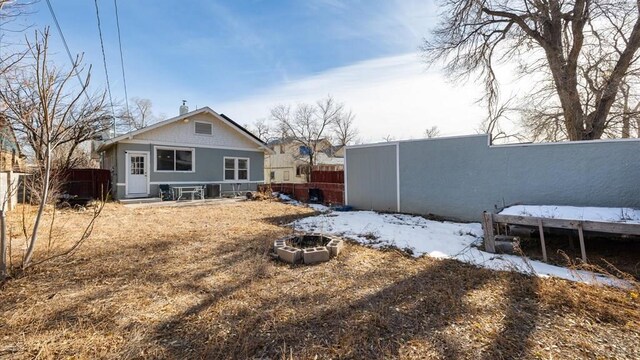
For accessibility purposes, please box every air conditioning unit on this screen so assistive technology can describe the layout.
[206,184,221,198]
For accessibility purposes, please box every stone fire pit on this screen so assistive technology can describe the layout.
[274,233,344,264]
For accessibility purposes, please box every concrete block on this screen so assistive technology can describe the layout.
[273,239,287,250]
[303,247,330,264]
[326,239,344,257]
[277,246,302,264]
[494,235,521,254]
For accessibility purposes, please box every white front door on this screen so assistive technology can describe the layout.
[126,152,148,197]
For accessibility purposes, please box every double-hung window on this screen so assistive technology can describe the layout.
[155,147,194,172]
[224,157,249,181]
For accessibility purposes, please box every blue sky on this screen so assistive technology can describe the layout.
[6,0,496,141]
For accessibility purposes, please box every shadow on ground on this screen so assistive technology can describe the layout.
[1,202,637,359]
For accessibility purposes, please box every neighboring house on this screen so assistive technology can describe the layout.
[0,116,26,210]
[265,138,344,184]
[97,106,271,200]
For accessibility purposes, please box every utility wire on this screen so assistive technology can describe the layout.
[45,0,92,102]
[93,0,117,134]
[113,0,129,116]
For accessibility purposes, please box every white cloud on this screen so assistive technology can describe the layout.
[217,53,488,142]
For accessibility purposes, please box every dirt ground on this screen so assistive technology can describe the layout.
[0,200,638,359]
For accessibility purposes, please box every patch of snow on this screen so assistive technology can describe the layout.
[273,192,300,205]
[500,205,640,224]
[292,210,626,287]
[307,203,330,212]
[273,192,330,212]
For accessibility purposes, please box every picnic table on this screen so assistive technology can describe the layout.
[173,185,205,201]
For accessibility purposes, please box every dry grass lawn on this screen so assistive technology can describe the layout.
[0,200,638,359]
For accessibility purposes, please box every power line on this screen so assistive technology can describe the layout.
[44,0,91,101]
[113,0,129,116]
[93,0,116,134]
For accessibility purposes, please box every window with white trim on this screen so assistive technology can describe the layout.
[194,121,213,135]
[224,157,249,181]
[155,147,194,172]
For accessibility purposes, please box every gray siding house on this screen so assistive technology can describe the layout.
[98,106,271,200]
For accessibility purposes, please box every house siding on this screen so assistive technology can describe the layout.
[135,113,258,149]
[113,143,264,199]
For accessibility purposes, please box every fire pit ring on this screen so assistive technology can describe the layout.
[273,233,344,264]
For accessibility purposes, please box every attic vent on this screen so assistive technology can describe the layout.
[195,121,213,135]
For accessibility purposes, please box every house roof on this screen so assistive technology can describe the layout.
[98,107,270,152]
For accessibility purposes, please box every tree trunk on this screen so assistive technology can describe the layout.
[622,114,631,138]
[23,145,51,268]
[0,210,6,279]
[307,153,314,183]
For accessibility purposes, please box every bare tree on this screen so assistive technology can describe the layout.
[0,28,108,269]
[333,109,358,146]
[382,135,396,142]
[423,0,640,141]
[614,78,640,138]
[480,96,528,143]
[271,96,343,181]
[118,97,156,132]
[1,30,110,171]
[423,126,441,138]
[251,118,273,142]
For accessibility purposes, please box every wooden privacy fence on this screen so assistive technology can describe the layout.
[260,182,344,205]
[61,169,111,202]
[310,170,344,184]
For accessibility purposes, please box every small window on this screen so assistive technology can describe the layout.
[224,157,250,181]
[283,170,290,181]
[296,165,310,177]
[299,146,311,155]
[224,158,235,180]
[270,171,275,180]
[175,150,193,171]
[195,121,213,135]
[279,145,285,154]
[156,149,175,171]
[238,159,248,180]
[130,156,145,175]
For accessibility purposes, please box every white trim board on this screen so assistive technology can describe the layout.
[119,139,265,152]
[396,142,400,213]
[343,150,348,205]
